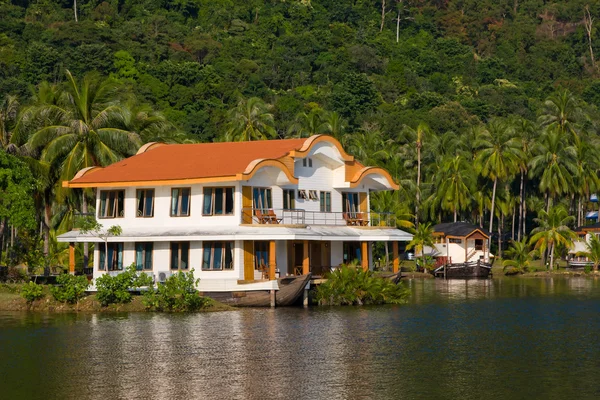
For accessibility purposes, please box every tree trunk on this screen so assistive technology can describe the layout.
[43,204,51,258]
[584,6,596,71]
[512,204,516,241]
[453,207,457,222]
[396,9,400,43]
[384,242,389,271]
[74,0,78,22]
[489,178,497,233]
[105,240,109,271]
[415,140,421,227]
[577,196,582,227]
[380,0,386,32]
[82,191,89,269]
[518,170,524,241]
[549,242,555,271]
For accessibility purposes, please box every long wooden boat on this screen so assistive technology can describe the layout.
[380,271,402,284]
[434,261,492,279]
[202,274,311,307]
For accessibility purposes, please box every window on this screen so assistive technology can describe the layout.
[254,241,269,271]
[449,238,462,244]
[99,243,124,271]
[203,187,234,215]
[136,189,154,217]
[342,192,360,213]
[171,188,191,216]
[298,189,308,200]
[170,242,190,270]
[302,158,313,167]
[99,190,125,219]
[202,241,234,270]
[283,189,295,210]
[320,191,331,212]
[343,242,361,263]
[252,187,272,210]
[135,242,153,271]
[308,190,319,200]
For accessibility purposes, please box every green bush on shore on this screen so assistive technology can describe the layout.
[316,264,408,306]
[20,281,44,304]
[95,264,153,306]
[143,270,210,312]
[51,274,89,304]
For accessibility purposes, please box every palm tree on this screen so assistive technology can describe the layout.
[287,109,328,138]
[576,233,600,272]
[322,111,347,143]
[528,127,577,208]
[475,119,522,235]
[435,155,475,222]
[539,89,583,138]
[530,205,576,271]
[401,122,430,226]
[502,238,535,274]
[406,222,435,273]
[511,116,536,241]
[344,123,391,166]
[28,70,140,190]
[224,97,276,141]
[27,70,141,267]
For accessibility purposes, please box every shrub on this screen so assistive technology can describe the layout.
[51,274,90,304]
[584,265,592,274]
[315,264,409,306]
[143,270,210,311]
[95,264,153,306]
[20,281,44,304]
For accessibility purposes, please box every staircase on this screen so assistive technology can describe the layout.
[466,248,478,261]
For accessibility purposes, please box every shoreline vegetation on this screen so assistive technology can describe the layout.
[2,264,598,314]
[0,284,234,313]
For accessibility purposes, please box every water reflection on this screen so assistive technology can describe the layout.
[2,277,600,400]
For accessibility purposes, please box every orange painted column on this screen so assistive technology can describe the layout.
[269,240,277,280]
[302,240,310,275]
[392,241,399,273]
[361,241,369,271]
[69,242,75,274]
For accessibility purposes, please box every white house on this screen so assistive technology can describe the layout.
[423,222,492,267]
[568,223,600,267]
[58,135,412,294]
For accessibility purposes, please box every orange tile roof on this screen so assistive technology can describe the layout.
[71,138,307,185]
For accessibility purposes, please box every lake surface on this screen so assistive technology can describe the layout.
[2,277,600,400]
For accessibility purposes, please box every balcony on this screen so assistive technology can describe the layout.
[241,208,397,227]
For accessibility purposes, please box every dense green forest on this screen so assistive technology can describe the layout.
[2,0,600,270]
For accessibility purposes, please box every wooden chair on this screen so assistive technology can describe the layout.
[343,212,357,226]
[255,209,270,224]
[267,209,282,224]
[355,212,369,226]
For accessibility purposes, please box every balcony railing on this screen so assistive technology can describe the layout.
[241,208,397,227]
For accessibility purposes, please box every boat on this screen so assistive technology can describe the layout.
[380,271,402,284]
[433,261,492,279]
[201,274,311,307]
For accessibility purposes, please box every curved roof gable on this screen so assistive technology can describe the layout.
[63,135,399,189]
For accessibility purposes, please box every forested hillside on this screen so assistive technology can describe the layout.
[2,1,600,137]
[2,0,600,267]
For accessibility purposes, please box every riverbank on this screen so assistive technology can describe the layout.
[0,284,234,313]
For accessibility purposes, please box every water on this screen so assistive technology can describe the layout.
[2,277,600,400]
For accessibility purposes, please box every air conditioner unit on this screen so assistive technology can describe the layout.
[157,271,171,283]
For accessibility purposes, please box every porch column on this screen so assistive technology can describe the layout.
[361,241,369,271]
[302,240,310,275]
[69,242,75,274]
[269,240,277,280]
[392,241,399,273]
